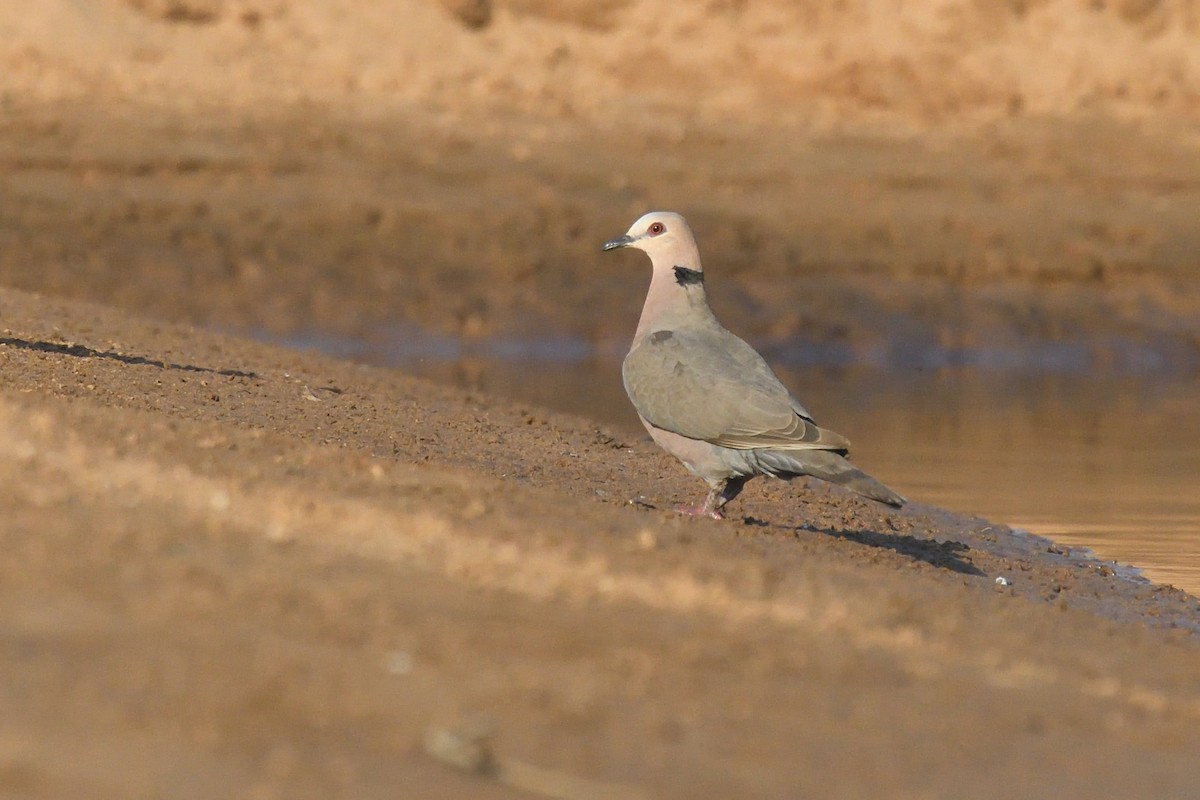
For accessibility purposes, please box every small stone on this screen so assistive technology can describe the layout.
[265,520,291,543]
[384,650,414,675]
[209,489,231,512]
[440,0,492,30]
[424,715,498,776]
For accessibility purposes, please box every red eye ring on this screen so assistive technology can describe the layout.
[648,222,665,236]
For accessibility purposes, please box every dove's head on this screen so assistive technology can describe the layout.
[602,211,702,273]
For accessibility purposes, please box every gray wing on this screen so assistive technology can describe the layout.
[622,328,850,452]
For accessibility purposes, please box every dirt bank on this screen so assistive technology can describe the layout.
[7,0,1200,124]
[2,1,1200,368]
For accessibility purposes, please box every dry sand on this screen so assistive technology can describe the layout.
[2,2,1200,797]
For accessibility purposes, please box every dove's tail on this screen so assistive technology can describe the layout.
[761,449,906,508]
[828,469,907,508]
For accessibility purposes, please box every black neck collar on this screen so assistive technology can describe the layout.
[673,266,704,286]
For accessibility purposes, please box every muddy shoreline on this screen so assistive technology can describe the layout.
[4,99,1200,374]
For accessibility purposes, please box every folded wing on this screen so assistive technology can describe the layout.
[623,329,850,453]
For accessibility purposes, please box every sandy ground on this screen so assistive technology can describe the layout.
[1,288,1199,799]
[3,1,1200,796]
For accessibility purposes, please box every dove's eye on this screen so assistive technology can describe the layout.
[648,222,665,235]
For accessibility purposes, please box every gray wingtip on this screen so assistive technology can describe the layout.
[878,488,907,508]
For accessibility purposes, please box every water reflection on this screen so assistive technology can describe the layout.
[387,353,1200,596]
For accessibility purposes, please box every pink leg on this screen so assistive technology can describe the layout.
[674,502,724,520]
[672,481,731,520]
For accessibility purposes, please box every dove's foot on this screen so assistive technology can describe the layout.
[675,477,748,520]
[674,503,723,520]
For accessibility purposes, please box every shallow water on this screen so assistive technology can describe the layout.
[280,329,1200,596]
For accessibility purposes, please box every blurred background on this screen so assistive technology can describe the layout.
[1,0,1198,589]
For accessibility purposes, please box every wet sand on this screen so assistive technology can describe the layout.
[5,101,1200,373]
[388,354,1200,595]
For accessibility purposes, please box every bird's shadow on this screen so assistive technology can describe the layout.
[0,337,259,379]
[744,516,985,576]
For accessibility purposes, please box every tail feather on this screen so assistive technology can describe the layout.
[758,449,906,508]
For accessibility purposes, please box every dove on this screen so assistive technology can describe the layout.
[602,211,905,519]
